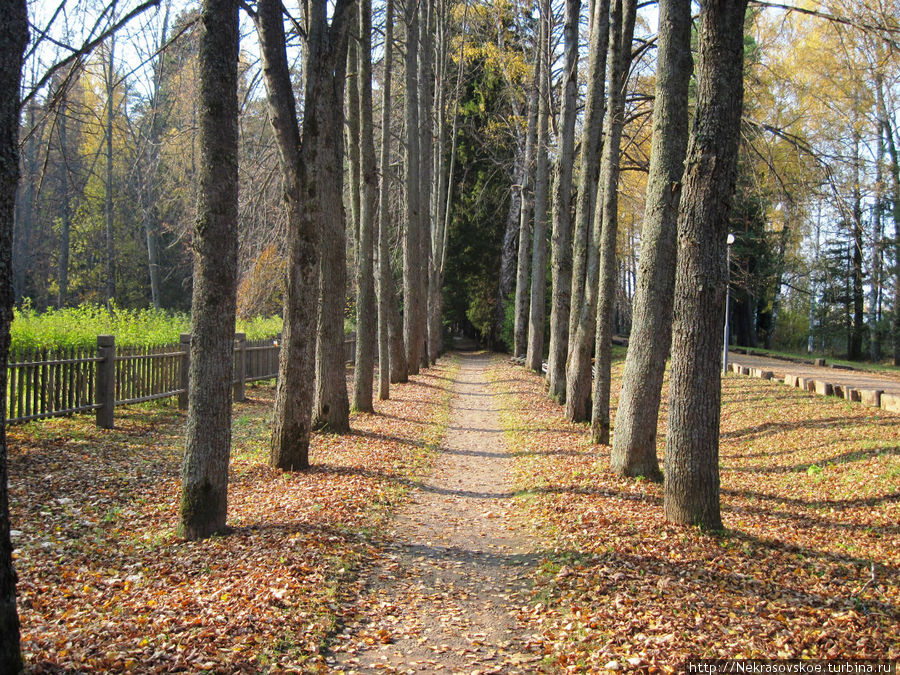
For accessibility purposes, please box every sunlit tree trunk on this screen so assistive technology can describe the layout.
[419,0,434,368]
[353,0,376,412]
[312,4,353,432]
[179,0,240,540]
[378,0,398,397]
[513,37,540,359]
[664,0,747,530]
[526,0,551,374]
[565,0,610,422]
[404,0,423,373]
[546,0,580,401]
[0,1,28,667]
[591,0,636,444]
[611,0,691,479]
[104,29,117,306]
[261,0,355,468]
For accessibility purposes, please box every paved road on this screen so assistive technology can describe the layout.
[728,352,900,397]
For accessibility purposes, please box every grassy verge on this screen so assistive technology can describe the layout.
[490,357,899,672]
[10,357,458,673]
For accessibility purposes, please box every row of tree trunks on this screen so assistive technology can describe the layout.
[260,0,354,470]
[564,0,610,422]
[611,0,692,480]
[0,0,28,667]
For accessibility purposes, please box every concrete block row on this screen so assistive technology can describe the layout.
[731,361,898,415]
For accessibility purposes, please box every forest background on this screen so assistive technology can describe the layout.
[12,0,900,364]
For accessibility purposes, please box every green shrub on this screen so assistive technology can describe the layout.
[10,302,282,351]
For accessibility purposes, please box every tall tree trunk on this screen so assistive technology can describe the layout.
[418,0,434,368]
[871,80,886,362]
[346,12,361,265]
[142,5,170,311]
[105,31,117,306]
[179,0,240,540]
[496,152,524,349]
[404,0,423,373]
[565,0,611,422]
[12,102,36,305]
[312,3,353,432]
[388,266,409,382]
[591,0,636,444]
[664,0,747,530]
[432,1,467,359]
[884,116,900,366]
[0,1,27,667]
[353,0,376,412]
[525,0,551,374]
[513,37,541,359]
[57,93,72,307]
[260,0,355,469]
[377,0,397,398]
[546,0,580,401]
[611,0,691,479]
[849,130,864,360]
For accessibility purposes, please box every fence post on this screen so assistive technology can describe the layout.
[179,333,191,410]
[96,335,116,429]
[233,332,246,402]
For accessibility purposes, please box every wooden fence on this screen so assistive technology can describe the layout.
[6,333,356,428]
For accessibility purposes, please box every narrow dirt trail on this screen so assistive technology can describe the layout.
[328,351,542,674]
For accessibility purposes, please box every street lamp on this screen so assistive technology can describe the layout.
[722,233,735,375]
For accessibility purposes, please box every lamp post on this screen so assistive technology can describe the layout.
[722,233,735,375]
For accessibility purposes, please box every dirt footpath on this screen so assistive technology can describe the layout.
[328,352,542,674]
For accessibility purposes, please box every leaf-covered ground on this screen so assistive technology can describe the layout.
[490,357,899,672]
[9,359,457,673]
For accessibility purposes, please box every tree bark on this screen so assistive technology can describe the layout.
[513,40,540,359]
[312,2,353,433]
[884,116,900,366]
[346,10,361,263]
[591,0,636,444]
[353,0,376,412]
[377,0,395,399]
[0,1,27,668]
[104,32,117,306]
[611,0,691,479]
[57,91,72,307]
[179,0,240,540]
[525,0,551,374]
[260,0,355,468]
[664,0,747,530]
[565,0,610,422]
[546,0,580,401]
[404,0,424,373]
[418,0,434,368]
[849,130,864,360]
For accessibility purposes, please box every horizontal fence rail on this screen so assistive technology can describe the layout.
[5,333,356,428]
